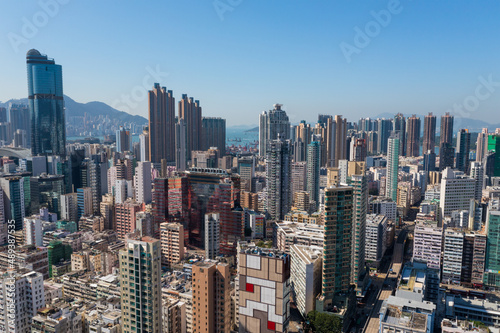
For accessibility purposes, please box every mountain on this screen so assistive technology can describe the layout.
[375,113,500,133]
[0,95,148,125]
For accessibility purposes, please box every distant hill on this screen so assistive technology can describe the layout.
[245,126,259,133]
[0,95,148,125]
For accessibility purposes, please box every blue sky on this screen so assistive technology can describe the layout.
[1,0,499,126]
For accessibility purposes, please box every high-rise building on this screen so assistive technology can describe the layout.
[0,176,26,230]
[487,134,500,176]
[406,115,421,157]
[476,128,489,162]
[306,141,321,211]
[351,172,367,285]
[413,221,443,270]
[259,104,290,157]
[456,129,471,173]
[386,133,400,202]
[350,138,367,162]
[376,118,393,155]
[439,168,475,219]
[393,113,406,156]
[116,126,131,153]
[202,117,226,153]
[26,49,66,156]
[160,222,185,267]
[439,142,455,171]
[291,161,307,194]
[115,199,142,239]
[423,112,436,153]
[470,162,485,202]
[77,187,92,219]
[9,104,31,148]
[440,112,454,146]
[293,121,312,162]
[139,127,150,162]
[179,94,202,161]
[0,271,45,332]
[266,138,292,220]
[237,242,291,333]
[120,236,162,333]
[205,213,220,259]
[148,84,175,164]
[484,209,500,287]
[134,161,152,204]
[365,214,388,264]
[192,261,231,333]
[175,118,187,171]
[326,115,347,167]
[442,229,464,284]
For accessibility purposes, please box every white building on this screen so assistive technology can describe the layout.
[205,213,220,259]
[134,161,152,204]
[24,217,43,246]
[0,271,45,332]
[440,168,475,218]
[60,192,78,222]
[290,245,322,317]
[442,229,464,284]
[365,214,388,264]
[413,221,443,270]
[369,197,397,221]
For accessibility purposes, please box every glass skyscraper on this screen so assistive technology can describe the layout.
[26,49,66,157]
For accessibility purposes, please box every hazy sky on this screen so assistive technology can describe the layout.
[1,1,499,126]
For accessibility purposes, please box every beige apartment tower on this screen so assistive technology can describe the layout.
[160,222,185,267]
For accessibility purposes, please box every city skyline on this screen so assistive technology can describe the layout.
[1,1,499,126]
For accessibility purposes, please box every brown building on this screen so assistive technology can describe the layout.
[115,199,143,239]
[241,191,259,211]
[192,261,231,333]
[237,243,291,333]
[179,94,202,161]
[406,115,421,157]
[440,112,454,146]
[148,83,176,164]
[160,222,185,267]
[423,112,437,153]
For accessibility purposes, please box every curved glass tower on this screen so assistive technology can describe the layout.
[26,49,66,156]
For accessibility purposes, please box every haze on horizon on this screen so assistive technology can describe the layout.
[1,0,499,126]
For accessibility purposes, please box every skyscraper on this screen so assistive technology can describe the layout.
[116,126,131,153]
[376,118,393,155]
[306,141,321,211]
[202,117,226,153]
[484,209,500,287]
[440,112,454,146]
[386,133,400,202]
[26,49,66,156]
[148,84,175,165]
[439,143,455,171]
[456,129,471,173]
[393,113,406,156]
[120,236,162,333]
[406,115,421,157]
[266,138,292,220]
[175,118,187,171]
[134,161,152,204]
[259,104,290,157]
[423,112,436,153]
[0,176,26,230]
[9,104,31,148]
[476,128,489,162]
[179,94,202,161]
[487,134,500,177]
[326,115,347,167]
[139,127,150,162]
[350,172,367,287]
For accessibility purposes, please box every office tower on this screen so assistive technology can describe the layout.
[442,229,464,284]
[139,127,150,162]
[456,129,471,173]
[322,186,353,299]
[120,236,162,333]
[160,222,185,267]
[26,49,66,156]
[476,128,489,162]
[423,150,436,175]
[202,117,226,153]
[175,118,187,171]
[439,142,455,171]
[326,115,347,167]
[406,115,421,157]
[470,162,484,201]
[0,271,45,332]
[440,168,475,218]
[351,173,367,285]
[484,210,500,287]
[134,161,152,204]
[9,104,31,148]
[115,199,142,239]
[192,261,231,333]
[306,141,321,211]
[423,112,436,153]
[413,221,443,270]
[115,126,131,153]
[365,214,388,264]
[265,138,292,220]
[77,187,92,219]
[0,176,26,230]
[376,118,393,155]
[488,134,500,176]
[291,161,307,193]
[290,245,322,317]
[386,134,400,202]
[205,213,220,259]
[238,157,255,192]
[237,243,291,333]
[393,113,406,156]
[440,112,454,146]
[350,138,367,162]
[179,94,202,161]
[259,104,290,157]
[148,84,175,164]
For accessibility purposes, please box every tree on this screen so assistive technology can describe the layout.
[306,310,342,333]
